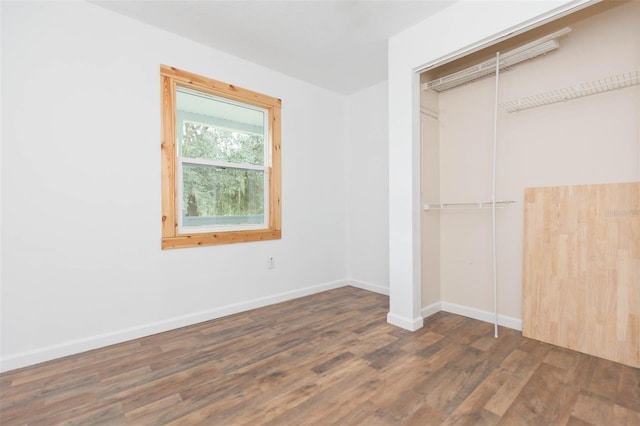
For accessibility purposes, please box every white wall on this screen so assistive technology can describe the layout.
[345,81,389,295]
[437,1,639,322]
[1,1,350,371]
[387,0,594,330]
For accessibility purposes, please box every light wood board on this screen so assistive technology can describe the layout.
[522,182,639,368]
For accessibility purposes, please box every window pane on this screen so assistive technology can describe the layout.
[177,88,265,165]
[182,163,265,227]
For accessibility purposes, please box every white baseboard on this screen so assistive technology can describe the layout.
[386,312,424,331]
[0,279,349,372]
[347,279,389,295]
[440,301,522,331]
[421,301,442,318]
[1,284,524,372]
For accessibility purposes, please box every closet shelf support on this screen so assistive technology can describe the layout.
[500,68,640,112]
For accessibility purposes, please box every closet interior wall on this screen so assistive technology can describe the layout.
[420,90,441,310]
[420,1,640,324]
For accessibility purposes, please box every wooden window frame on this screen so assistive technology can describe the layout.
[160,65,281,249]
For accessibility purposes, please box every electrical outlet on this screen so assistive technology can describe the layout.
[267,256,275,270]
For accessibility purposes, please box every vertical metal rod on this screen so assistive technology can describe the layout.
[492,52,500,338]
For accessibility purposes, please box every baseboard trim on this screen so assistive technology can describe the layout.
[440,302,522,331]
[387,312,424,331]
[347,279,389,295]
[1,285,524,372]
[421,301,442,319]
[0,279,349,372]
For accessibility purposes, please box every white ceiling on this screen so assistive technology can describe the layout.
[91,0,455,94]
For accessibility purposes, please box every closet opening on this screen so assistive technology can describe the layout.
[417,1,639,367]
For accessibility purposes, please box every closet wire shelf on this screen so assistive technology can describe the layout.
[423,200,516,211]
[500,69,640,113]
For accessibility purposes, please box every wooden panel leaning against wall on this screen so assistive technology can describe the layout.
[522,182,640,368]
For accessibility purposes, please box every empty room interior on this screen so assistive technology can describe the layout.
[1,0,639,425]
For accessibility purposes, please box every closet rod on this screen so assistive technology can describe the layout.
[423,200,515,211]
[500,68,640,112]
[422,27,571,93]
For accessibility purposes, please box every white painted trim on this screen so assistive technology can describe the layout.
[1,284,526,372]
[440,302,522,331]
[420,301,441,319]
[0,279,348,372]
[181,156,267,172]
[414,0,596,74]
[387,312,424,331]
[347,279,389,295]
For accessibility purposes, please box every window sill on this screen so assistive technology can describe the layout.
[161,229,281,249]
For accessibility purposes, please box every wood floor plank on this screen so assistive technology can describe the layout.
[115,362,221,413]
[1,373,100,414]
[332,400,380,425]
[443,367,510,425]
[566,415,596,426]
[497,361,578,425]
[124,393,183,424]
[296,375,382,425]
[1,286,638,426]
[616,364,640,412]
[400,330,444,353]
[51,401,125,426]
[135,373,255,424]
[613,403,640,425]
[261,360,378,426]
[367,354,430,410]
[484,344,550,416]
[400,401,448,425]
[571,391,617,425]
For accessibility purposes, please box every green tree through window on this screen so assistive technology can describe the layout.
[181,123,264,221]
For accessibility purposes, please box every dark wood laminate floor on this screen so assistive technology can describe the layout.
[1,286,638,425]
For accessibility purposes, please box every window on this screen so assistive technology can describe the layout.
[161,65,281,249]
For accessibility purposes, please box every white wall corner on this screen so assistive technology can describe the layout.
[347,280,389,296]
[386,312,424,331]
[387,70,423,334]
[440,301,522,331]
